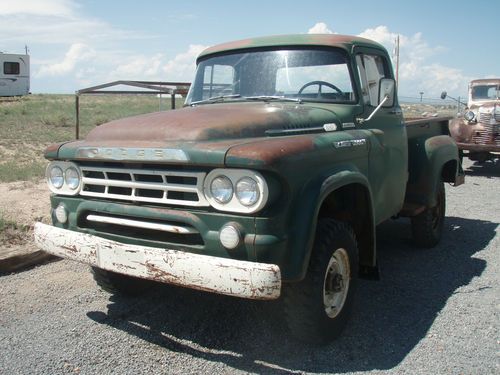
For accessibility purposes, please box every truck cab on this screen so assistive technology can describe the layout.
[35,34,463,343]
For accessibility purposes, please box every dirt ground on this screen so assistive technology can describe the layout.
[0,180,50,251]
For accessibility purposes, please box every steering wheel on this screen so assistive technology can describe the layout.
[298,81,343,97]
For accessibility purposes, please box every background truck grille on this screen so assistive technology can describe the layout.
[478,112,500,124]
[80,166,209,207]
[472,123,500,146]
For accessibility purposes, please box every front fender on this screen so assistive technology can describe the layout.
[284,167,374,281]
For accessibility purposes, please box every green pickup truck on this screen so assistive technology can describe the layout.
[34,34,464,343]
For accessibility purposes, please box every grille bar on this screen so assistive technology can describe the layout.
[86,214,199,234]
[80,166,209,207]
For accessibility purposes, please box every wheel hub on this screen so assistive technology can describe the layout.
[323,248,350,319]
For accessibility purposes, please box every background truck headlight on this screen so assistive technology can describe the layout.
[464,110,475,122]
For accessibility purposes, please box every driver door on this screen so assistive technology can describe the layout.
[355,49,408,224]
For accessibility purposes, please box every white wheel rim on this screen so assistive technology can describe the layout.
[323,248,350,318]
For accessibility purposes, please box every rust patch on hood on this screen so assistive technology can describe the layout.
[84,102,336,143]
[226,135,315,166]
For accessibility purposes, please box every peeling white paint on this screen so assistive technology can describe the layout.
[34,222,281,300]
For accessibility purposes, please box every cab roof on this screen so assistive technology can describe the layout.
[197,34,386,62]
[470,78,500,85]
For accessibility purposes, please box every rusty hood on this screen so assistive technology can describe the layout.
[56,102,339,166]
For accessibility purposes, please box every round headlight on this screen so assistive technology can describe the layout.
[464,110,475,122]
[49,166,64,189]
[235,177,260,206]
[210,176,233,204]
[65,167,80,190]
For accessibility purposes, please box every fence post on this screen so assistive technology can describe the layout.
[75,94,80,140]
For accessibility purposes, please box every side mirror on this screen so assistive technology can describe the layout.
[441,91,447,100]
[379,78,395,107]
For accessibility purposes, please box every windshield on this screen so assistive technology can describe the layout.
[471,84,500,100]
[186,48,356,105]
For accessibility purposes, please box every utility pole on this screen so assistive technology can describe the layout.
[419,92,424,102]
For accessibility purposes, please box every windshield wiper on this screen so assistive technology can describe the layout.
[244,95,303,104]
[190,94,241,106]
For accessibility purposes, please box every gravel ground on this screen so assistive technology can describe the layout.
[0,159,498,375]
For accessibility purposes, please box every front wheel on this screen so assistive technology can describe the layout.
[283,219,358,344]
[411,181,446,248]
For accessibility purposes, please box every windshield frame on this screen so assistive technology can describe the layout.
[186,46,358,106]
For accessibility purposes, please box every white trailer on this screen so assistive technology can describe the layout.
[0,53,30,96]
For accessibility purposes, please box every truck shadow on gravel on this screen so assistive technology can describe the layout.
[87,216,496,374]
[464,159,500,178]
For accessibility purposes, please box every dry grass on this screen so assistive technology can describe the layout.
[0,94,183,182]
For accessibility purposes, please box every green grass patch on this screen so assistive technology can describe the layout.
[0,211,18,232]
[0,160,46,183]
[0,210,29,245]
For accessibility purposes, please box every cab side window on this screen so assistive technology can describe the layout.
[356,54,388,106]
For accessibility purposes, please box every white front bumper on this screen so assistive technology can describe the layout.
[34,222,281,300]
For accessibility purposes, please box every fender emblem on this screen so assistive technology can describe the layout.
[333,139,367,148]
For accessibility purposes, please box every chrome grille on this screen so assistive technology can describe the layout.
[472,123,500,146]
[79,166,209,207]
[478,112,500,124]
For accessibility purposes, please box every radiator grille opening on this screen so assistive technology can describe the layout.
[79,212,204,246]
[79,166,209,207]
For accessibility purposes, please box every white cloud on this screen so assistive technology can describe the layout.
[0,0,75,17]
[163,44,207,81]
[357,25,469,97]
[61,43,207,89]
[309,22,471,97]
[0,0,148,46]
[36,43,95,77]
[109,54,165,80]
[307,22,334,34]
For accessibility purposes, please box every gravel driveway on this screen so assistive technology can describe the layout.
[1,159,498,375]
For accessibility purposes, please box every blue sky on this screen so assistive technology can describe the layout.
[1,0,498,98]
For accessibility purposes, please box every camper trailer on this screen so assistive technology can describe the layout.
[0,53,30,96]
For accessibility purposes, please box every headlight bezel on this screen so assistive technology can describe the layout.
[46,161,82,195]
[204,169,268,213]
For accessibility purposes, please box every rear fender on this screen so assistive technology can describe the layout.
[406,135,460,207]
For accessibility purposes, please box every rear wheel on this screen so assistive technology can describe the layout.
[411,181,446,248]
[91,267,153,296]
[283,219,358,344]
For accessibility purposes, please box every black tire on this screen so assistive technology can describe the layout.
[411,181,446,248]
[283,219,358,344]
[91,267,153,296]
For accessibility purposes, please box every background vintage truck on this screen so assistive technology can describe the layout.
[443,79,500,162]
[34,34,464,343]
